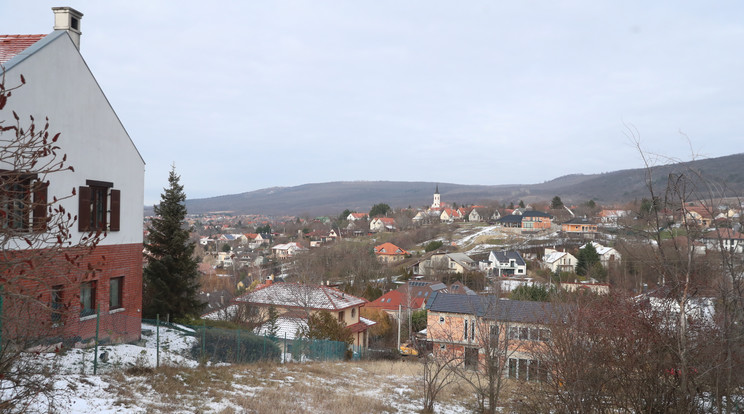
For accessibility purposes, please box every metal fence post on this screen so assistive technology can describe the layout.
[93,304,100,375]
[283,333,287,363]
[236,328,241,363]
[201,320,206,361]
[0,286,3,355]
[156,314,160,368]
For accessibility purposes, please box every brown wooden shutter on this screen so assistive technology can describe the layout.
[78,186,91,231]
[32,180,48,232]
[109,189,121,231]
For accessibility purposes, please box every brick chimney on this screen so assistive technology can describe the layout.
[52,7,83,50]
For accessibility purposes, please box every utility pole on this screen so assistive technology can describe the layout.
[408,283,412,343]
[397,304,401,351]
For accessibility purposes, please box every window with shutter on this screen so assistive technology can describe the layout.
[78,180,121,232]
[32,180,48,232]
[0,171,44,233]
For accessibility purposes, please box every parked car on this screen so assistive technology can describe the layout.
[399,343,419,356]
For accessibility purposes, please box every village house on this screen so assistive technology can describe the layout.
[370,217,396,232]
[496,210,552,232]
[496,214,523,228]
[373,242,410,263]
[0,8,144,343]
[247,232,271,249]
[560,282,610,295]
[561,217,598,237]
[365,281,432,320]
[468,207,490,223]
[543,248,577,273]
[701,228,744,254]
[481,250,527,277]
[598,209,631,227]
[208,281,375,349]
[521,211,552,232]
[440,208,463,223]
[579,242,622,268]
[272,242,307,259]
[426,293,555,378]
[415,252,477,275]
[681,204,714,228]
[347,212,368,221]
[367,280,476,320]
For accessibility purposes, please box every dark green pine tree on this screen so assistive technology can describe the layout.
[576,242,601,276]
[143,167,203,319]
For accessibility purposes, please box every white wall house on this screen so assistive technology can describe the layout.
[702,229,744,254]
[1,8,144,343]
[370,217,395,232]
[543,248,577,273]
[483,250,527,277]
[580,242,622,267]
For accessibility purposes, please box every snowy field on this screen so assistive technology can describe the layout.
[9,323,471,413]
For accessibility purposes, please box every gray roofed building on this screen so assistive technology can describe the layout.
[483,250,527,277]
[235,282,366,311]
[426,292,558,324]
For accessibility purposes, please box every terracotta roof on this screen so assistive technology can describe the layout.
[347,321,370,333]
[374,242,409,256]
[702,228,744,240]
[683,205,714,218]
[0,34,46,65]
[366,290,426,311]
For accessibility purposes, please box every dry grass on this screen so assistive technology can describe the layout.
[94,359,548,413]
[95,359,479,413]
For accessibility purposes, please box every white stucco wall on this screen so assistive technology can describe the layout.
[2,31,144,246]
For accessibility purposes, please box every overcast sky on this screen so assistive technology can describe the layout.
[2,1,743,206]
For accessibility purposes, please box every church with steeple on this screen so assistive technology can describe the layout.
[431,185,441,209]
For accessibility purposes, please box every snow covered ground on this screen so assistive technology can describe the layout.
[10,323,470,413]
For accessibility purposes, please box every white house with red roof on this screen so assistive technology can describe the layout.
[370,217,396,232]
[0,8,144,343]
[440,208,463,223]
[347,212,368,221]
[271,241,307,259]
[702,228,744,253]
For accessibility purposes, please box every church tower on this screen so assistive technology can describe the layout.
[432,185,441,209]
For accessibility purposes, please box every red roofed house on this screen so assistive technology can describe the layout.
[702,228,744,254]
[682,205,714,228]
[347,212,368,221]
[440,208,463,222]
[272,242,307,259]
[366,290,426,319]
[1,8,144,343]
[374,242,410,263]
[370,217,396,232]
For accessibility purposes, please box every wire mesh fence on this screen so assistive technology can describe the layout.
[143,318,353,365]
[16,310,358,376]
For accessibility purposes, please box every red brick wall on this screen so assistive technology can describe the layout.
[2,243,143,344]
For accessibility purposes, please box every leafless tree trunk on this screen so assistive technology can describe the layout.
[421,344,460,413]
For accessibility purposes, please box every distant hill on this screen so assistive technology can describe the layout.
[168,153,744,217]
